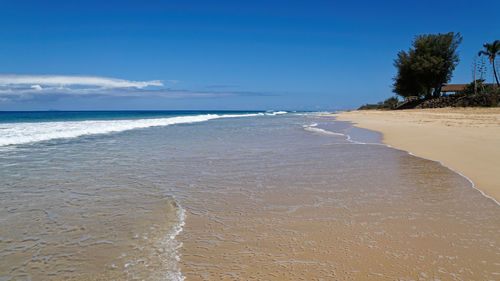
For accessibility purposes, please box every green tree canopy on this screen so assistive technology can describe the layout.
[393,32,462,99]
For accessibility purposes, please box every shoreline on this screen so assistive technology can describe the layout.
[178,111,500,280]
[334,107,500,203]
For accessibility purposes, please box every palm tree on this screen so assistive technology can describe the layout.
[478,40,500,87]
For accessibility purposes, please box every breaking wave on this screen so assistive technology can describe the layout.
[0,112,285,147]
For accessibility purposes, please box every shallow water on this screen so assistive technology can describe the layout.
[1,112,499,280]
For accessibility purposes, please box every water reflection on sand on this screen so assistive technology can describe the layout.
[1,114,499,280]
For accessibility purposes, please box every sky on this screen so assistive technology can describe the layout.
[0,0,499,111]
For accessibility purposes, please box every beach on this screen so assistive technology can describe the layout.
[335,108,500,202]
[1,111,500,280]
[177,113,500,280]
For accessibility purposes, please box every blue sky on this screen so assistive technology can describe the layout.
[0,0,498,111]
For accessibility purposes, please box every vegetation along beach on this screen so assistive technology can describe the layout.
[1,1,499,280]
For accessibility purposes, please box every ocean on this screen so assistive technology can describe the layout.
[1,111,499,280]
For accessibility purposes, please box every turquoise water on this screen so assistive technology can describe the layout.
[0,110,264,123]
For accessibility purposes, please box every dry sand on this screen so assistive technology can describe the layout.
[335,107,500,202]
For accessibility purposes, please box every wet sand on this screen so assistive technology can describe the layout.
[4,112,497,280]
[335,108,500,202]
[179,156,500,280]
[179,115,500,280]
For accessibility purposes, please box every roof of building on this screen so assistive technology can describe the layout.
[441,84,467,92]
[441,83,497,92]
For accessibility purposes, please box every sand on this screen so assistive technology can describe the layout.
[335,107,500,202]
[180,166,500,280]
[179,111,500,280]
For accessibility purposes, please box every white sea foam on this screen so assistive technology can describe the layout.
[302,124,347,137]
[265,111,287,115]
[0,113,280,147]
[218,113,265,118]
[164,200,187,281]
[293,111,331,116]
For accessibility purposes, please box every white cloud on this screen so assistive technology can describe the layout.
[31,84,43,90]
[0,74,269,102]
[0,74,163,89]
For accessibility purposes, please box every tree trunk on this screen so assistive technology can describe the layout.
[433,86,442,98]
[425,88,432,99]
[493,58,500,87]
[494,58,500,107]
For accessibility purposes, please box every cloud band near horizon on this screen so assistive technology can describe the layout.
[0,74,271,103]
[0,74,163,89]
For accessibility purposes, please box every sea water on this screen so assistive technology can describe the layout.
[0,110,281,280]
[0,111,499,280]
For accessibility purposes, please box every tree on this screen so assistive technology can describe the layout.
[393,51,424,98]
[478,40,500,87]
[358,96,399,110]
[460,79,487,96]
[393,32,462,99]
[383,96,399,109]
